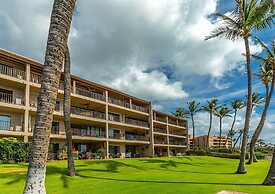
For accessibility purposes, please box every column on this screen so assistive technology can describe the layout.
[105,90,109,159]
[148,102,154,157]
[129,98,132,109]
[166,116,170,157]
[72,80,76,93]
[24,64,30,141]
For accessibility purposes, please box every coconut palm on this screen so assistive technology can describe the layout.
[248,39,275,165]
[225,100,245,146]
[172,108,188,118]
[63,45,75,176]
[201,99,222,148]
[206,0,274,174]
[251,92,265,109]
[184,101,201,148]
[233,129,244,149]
[23,1,76,193]
[214,107,232,147]
[227,129,238,148]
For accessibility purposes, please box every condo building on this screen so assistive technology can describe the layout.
[0,48,188,159]
[188,135,232,149]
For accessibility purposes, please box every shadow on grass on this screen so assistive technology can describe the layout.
[77,174,260,186]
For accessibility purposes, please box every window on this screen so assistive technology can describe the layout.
[55,101,60,111]
[0,115,11,130]
[0,88,13,103]
[51,122,59,134]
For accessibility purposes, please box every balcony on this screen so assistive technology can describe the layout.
[169,131,186,137]
[154,127,167,134]
[168,119,177,126]
[125,134,149,141]
[0,92,24,105]
[178,121,186,128]
[155,116,167,123]
[0,64,25,80]
[169,140,185,146]
[108,113,120,122]
[75,87,104,101]
[132,104,148,113]
[71,106,105,120]
[125,117,148,128]
[108,97,130,108]
[51,126,60,134]
[30,73,41,84]
[154,138,168,145]
[109,133,122,139]
[0,121,23,132]
[73,128,106,138]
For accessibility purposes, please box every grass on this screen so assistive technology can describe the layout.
[0,156,274,194]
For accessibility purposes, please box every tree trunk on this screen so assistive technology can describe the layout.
[206,112,212,149]
[236,36,252,174]
[64,44,76,176]
[225,109,237,146]
[23,1,76,193]
[191,114,195,148]
[233,133,242,149]
[219,117,222,148]
[263,147,275,185]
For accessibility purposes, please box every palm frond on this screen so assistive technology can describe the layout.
[205,26,242,41]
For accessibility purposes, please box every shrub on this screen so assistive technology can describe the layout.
[254,152,267,159]
[207,152,249,159]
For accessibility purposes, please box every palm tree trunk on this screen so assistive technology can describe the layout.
[263,147,275,185]
[219,117,222,148]
[191,114,195,148]
[247,81,274,164]
[233,132,242,149]
[64,44,75,176]
[206,112,212,149]
[225,109,237,146]
[23,1,75,193]
[236,36,252,174]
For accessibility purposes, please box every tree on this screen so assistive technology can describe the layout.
[23,1,76,193]
[63,45,75,176]
[206,0,274,174]
[248,40,275,164]
[172,108,188,118]
[251,92,265,109]
[184,101,201,148]
[233,129,244,149]
[201,99,221,148]
[225,99,245,146]
[214,107,232,147]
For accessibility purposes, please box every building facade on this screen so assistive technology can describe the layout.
[0,48,188,159]
[188,135,232,149]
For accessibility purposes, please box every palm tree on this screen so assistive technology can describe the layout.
[225,100,245,146]
[233,129,244,149]
[251,92,265,109]
[172,108,188,118]
[248,39,275,165]
[63,45,75,176]
[206,0,274,174]
[184,101,201,148]
[227,129,238,148]
[24,1,76,193]
[214,107,232,147]
[201,99,222,148]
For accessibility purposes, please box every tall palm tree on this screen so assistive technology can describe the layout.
[63,45,75,176]
[184,101,201,148]
[233,129,244,149]
[251,92,265,109]
[172,108,188,118]
[248,39,275,165]
[225,100,245,146]
[227,129,238,148]
[201,99,221,148]
[24,1,76,193]
[206,0,274,174]
[214,107,232,147]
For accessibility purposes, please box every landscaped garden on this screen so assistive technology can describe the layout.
[0,156,274,194]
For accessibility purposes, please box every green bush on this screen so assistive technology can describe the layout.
[207,152,249,159]
[0,137,32,164]
[254,152,267,159]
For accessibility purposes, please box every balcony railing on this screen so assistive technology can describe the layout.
[0,121,23,131]
[73,128,106,138]
[155,117,167,123]
[76,87,104,101]
[108,97,130,108]
[169,131,185,136]
[71,106,105,120]
[109,133,122,139]
[154,139,168,145]
[0,64,25,80]
[125,118,148,127]
[169,141,185,146]
[108,114,120,122]
[132,104,148,113]
[30,73,41,84]
[169,119,177,126]
[178,121,186,127]
[0,92,24,105]
[154,127,167,134]
[125,134,149,141]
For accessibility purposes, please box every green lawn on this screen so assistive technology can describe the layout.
[0,156,274,194]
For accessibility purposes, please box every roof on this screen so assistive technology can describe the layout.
[153,109,187,121]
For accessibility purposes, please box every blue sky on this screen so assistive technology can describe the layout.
[0,0,274,143]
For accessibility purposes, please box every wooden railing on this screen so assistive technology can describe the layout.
[125,134,149,141]
[154,127,167,134]
[0,92,24,105]
[71,106,105,120]
[0,64,25,80]
[75,87,104,101]
[132,104,147,113]
[73,128,106,138]
[108,114,120,122]
[125,118,148,127]
[108,97,130,108]
[155,117,167,123]
[30,73,41,84]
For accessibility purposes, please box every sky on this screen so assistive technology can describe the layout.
[0,0,274,143]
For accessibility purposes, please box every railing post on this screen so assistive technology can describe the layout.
[72,80,76,93]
